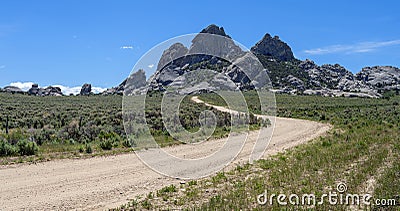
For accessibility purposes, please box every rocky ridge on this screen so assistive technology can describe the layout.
[2,25,399,98]
[119,24,395,98]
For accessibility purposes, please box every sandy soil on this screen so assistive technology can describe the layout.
[0,98,331,210]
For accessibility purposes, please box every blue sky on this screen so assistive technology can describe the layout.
[1,0,399,93]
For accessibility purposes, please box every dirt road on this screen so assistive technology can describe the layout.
[0,98,331,210]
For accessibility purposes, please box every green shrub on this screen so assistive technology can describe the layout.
[7,128,27,144]
[78,145,85,153]
[17,139,38,156]
[212,172,227,183]
[0,140,17,156]
[157,184,177,196]
[68,138,75,144]
[122,139,133,148]
[99,139,113,150]
[141,199,152,209]
[98,131,121,142]
[321,139,332,147]
[85,144,93,154]
[98,131,121,150]
[188,180,197,186]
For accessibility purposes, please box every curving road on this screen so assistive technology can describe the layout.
[0,97,331,210]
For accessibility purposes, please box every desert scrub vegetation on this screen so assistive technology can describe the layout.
[116,93,399,210]
[123,91,266,148]
[0,92,264,163]
[0,93,129,163]
[0,138,38,156]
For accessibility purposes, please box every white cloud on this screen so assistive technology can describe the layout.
[304,39,400,55]
[0,65,5,69]
[8,82,106,95]
[10,82,35,91]
[52,85,81,95]
[120,46,133,49]
[148,64,154,68]
[91,87,107,94]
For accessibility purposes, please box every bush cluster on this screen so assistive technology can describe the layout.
[0,139,38,156]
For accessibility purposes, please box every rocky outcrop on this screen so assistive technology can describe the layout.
[80,83,92,95]
[156,43,188,72]
[200,24,231,38]
[102,80,126,95]
[105,25,398,98]
[1,84,63,96]
[285,75,305,91]
[251,33,295,61]
[300,61,367,91]
[146,24,269,93]
[41,86,63,96]
[356,66,400,91]
[124,69,147,95]
[27,84,63,96]
[28,84,40,95]
[151,24,243,92]
[102,69,147,95]
[3,25,398,99]
[123,25,392,98]
[2,86,24,94]
[264,59,381,98]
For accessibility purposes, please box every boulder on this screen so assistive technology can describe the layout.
[26,84,63,96]
[80,83,92,95]
[40,86,63,96]
[28,84,40,95]
[3,86,24,94]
